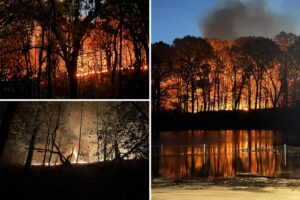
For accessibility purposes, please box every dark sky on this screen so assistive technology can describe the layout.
[152,0,300,44]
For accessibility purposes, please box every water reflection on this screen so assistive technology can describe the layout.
[153,130,300,178]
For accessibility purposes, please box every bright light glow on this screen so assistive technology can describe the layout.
[71,148,88,164]
[30,162,57,166]
[73,149,78,162]
[76,68,108,77]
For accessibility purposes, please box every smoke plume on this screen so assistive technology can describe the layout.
[201,0,298,40]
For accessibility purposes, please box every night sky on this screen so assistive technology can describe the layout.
[152,0,300,44]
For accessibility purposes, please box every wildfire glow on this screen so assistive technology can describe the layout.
[71,148,88,164]
[9,22,148,82]
[72,149,78,163]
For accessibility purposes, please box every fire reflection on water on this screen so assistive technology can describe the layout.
[153,130,286,178]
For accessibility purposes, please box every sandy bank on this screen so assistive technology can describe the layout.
[152,177,300,200]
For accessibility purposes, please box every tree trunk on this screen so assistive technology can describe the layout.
[76,104,83,164]
[202,88,207,112]
[54,126,63,165]
[232,66,237,110]
[191,80,195,113]
[118,3,123,97]
[43,115,52,167]
[217,77,220,110]
[69,72,78,98]
[48,104,61,165]
[103,129,107,162]
[24,110,40,172]
[114,139,120,160]
[25,134,36,171]
[0,102,18,160]
[66,58,78,98]
[131,33,142,74]
[106,50,112,72]
[46,44,53,98]
[37,26,45,97]
[255,79,259,110]
[185,83,189,112]
[111,30,118,88]
[259,78,262,109]
[248,81,252,110]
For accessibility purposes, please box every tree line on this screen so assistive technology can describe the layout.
[152,32,300,115]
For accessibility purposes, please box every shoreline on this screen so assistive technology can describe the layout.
[152,177,300,200]
[153,108,300,133]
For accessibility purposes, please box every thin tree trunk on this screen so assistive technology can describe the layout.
[65,53,79,98]
[43,115,52,167]
[46,43,53,98]
[76,103,83,164]
[106,50,112,72]
[202,88,207,112]
[232,66,237,110]
[118,3,123,97]
[131,32,142,74]
[111,30,118,88]
[191,80,195,113]
[37,26,45,97]
[248,81,252,110]
[54,126,63,165]
[259,78,262,109]
[24,109,40,172]
[96,104,101,162]
[0,102,18,160]
[114,136,120,160]
[103,128,107,162]
[185,83,189,112]
[255,79,259,110]
[48,104,61,165]
[217,77,220,110]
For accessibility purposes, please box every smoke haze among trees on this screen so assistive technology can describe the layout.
[0,102,148,166]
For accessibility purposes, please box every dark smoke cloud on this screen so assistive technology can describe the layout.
[201,0,298,40]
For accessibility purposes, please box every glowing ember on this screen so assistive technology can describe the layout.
[143,65,148,70]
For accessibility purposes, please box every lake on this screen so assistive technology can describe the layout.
[152,130,300,178]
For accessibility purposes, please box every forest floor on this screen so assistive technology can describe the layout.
[0,70,149,99]
[0,159,149,200]
[152,177,300,200]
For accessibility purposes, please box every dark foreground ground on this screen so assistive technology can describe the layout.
[0,159,148,200]
[0,70,149,99]
[153,107,300,134]
[152,177,300,200]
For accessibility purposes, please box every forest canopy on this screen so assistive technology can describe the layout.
[152,32,300,115]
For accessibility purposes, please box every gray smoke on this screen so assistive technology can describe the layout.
[201,0,298,40]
